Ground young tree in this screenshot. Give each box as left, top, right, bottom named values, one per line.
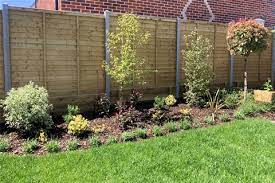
left=227, top=19, right=269, bottom=100
left=182, top=31, right=213, bottom=106
left=104, top=13, right=150, bottom=105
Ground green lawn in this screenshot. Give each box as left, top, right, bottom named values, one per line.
left=0, top=119, right=274, bottom=183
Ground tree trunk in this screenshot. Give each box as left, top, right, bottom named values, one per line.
left=118, top=86, right=124, bottom=114
left=244, top=57, right=248, bottom=101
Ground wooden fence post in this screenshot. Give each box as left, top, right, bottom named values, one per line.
left=229, top=55, right=234, bottom=88
left=176, top=17, right=181, bottom=98
left=104, top=10, right=111, bottom=98
left=2, top=4, right=11, bottom=93
left=272, top=26, right=275, bottom=88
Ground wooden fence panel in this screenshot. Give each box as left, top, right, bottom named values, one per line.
left=9, top=9, right=44, bottom=88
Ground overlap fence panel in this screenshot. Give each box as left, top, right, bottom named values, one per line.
left=0, top=7, right=273, bottom=112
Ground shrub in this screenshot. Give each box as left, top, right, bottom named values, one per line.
left=129, top=90, right=142, bottom=108
left=23, top=139, right=38, bottom=154
left=106, top=136, right=118, bottom=145
left=263, top=79, right=273, bottom=91
left=236, top=96, right=272, bottom=117
left=179, top=108, right=192, bottom=117
left=89, top=136, right=101, bottom=147
left=152, top=126, right=164, bottom=137
left=165, top=95, right=176, bottom=106
left=91, top=124, right=107, bottom=134
left=37, top=130, right=47, bottom=144
left=163, top=122, right=178, bottom=133
left=63, top=105, right=80, bottom=123
left=119, top=107, right=146, bottom=130
left=204, top=116, right=215, bottom=125
left=234, top=111, right=245, bottom=120
left=0, top=138, right=10, bottom=152
left=219, top=114, right=231, bottom=122
left=121, top=131, right=136, bottom=142
left=227, top=19, right=269, bottom=99
left=67, top=115, right=89, bottom=136
left=135, top=128, right=147, bottom=139
left=154, top=96, right=165, bottom=109
left=67, top=139, right=79, bottom=151
left=46, top=140, right=60, bottom=153
left=180, top=119, right=191, bottom=130
left=192, top=119, right=201, bottom=128
left=1, top=82, right=53, bottom=134
left=206, top=89, right=224, bottom=120
left=182, top=31, right=213, bottom=106
left=151, top=109, right=169, bottom=125
left=224, top=91, right=241, bottom=109
left=94, top=95, right=112, bottom=117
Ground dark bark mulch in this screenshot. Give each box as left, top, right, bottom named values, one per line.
left=0, top=104, right=234, bottom=156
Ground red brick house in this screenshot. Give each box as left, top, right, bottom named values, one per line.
left=34, top=0, right=274, bottom=27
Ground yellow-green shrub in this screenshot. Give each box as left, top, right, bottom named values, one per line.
left=68, top=115, right=89, bottom=136
left=165, top=95, right=176, bottom=106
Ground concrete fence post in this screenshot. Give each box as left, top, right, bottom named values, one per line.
left=176, top=17, right=181, bottom=98
left=104, top=10, right=111, bottom=98
left=272, top=26, right=275, bottom=88
left=2, top=4, right=11, bottom=93
left=229, top=55, right=234, bottom=88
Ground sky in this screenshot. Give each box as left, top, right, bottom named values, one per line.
left=0, top=0, right=35, bottom=8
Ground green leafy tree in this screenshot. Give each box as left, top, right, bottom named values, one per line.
left=227, top=19, right=269, bottom=99
left=182, top=31, right=213, bottom=106
left=104, top=14, right=150, bottom=103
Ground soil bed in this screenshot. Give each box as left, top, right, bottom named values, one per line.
left=0, top=102, right=237, bottom=156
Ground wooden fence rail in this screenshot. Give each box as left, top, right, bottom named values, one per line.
left=0, top=6, right=273, bottom=112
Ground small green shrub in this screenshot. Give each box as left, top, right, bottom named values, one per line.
left=224, top=91, right=241, bottom=109
left=135, top=128, right=147, bottom=139
left=89, top=136, right=102, bottom=147
left=219, top=114, right=231, bottom=122
left=46, top=140, right=60, bottom=153
left=152, top=126, right=164, bottom=137
left=23, top=139, right=38, bottom=154
left=236, top=97, right=272, bottom=117
left=206, top=89, right=224, bottom=119
left=67, top=139, right=79, bottom=151
left=263, top=79, right=273, bottom=91
left=105, top=136, right=118, bottom=145
left=192, top=119, right=201, bottom=128
left=121, top=131, right=136, bottom=142
left=180, top=119, right=191, bottom=130
left=1, top=82, right=53, bottom=134
left=163, top=122, right=178, bottom=133
left=63, top=105, right=80, bottom=123
left=234, top=111, right=245, bottom=120
left=204, top=116, right=215, bottom=125
left=154, top=96, right=165, bottom=109
left=0, top=138, right=10, bottom=152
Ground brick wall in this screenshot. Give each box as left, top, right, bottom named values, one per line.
left=37, top=0, right=275, bottom=26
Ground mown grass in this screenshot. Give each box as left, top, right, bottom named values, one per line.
left=0, top=119, right=274, bottom=183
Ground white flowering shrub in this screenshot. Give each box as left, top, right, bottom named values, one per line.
left=1, top=82, right=53, bottom=133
